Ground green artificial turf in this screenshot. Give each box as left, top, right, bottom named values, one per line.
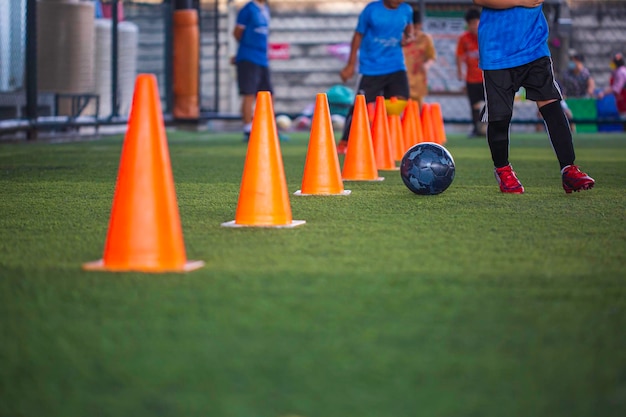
left=1, top=130, right=625, bottom=417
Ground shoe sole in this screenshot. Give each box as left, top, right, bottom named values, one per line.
left=563, top=182, right=595, bottom=194
left=500, top=188, right=525, bottom=194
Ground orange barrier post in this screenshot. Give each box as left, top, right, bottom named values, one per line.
left=431, top=102, right=447, bottom=145
left=172, top=9, right=199, bottom=119
left=295, top=93, right=350, bottom=196
left=342, top=95, right=384, bottom=181
left=421, top=103, right=436, bottom=143
left=83, top=74, right=204, bottom=273
left=222, top=91, right=305, bottom=228
left=371, top=96, right=397, bottom=171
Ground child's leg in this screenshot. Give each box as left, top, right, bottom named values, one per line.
left=538, top=100, right=575, bottom=169
left=483, top=70, right=516, bottom=168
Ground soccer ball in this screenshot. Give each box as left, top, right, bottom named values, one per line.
left=275, top=114, right=292, bottom=131
left=331, top=114, right=346, bottom=131
left=293, top=115, right=312, bottom=130
left=400, top=142, right=455, bottom=195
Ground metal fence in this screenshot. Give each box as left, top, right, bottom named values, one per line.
left=1, top=0, right=625, bottom=139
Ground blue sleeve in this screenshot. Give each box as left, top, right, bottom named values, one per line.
left=355, top=3, right=372, bottom=35
left=236, top=4, right=250, bottom=27
left=404, top=4, right=412, bottom=26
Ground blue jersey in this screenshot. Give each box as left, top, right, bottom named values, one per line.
left=478, top=5, right=550, bottom=70
left=235, top=1, right=270, bottom=67
left=356, top=1, right=413, bottom=76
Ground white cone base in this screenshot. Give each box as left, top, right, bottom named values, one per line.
left=343, top=177, right=385, bottom=182
left=82, top=259, right=205, bottom=273
left=221, top=220, right=306, bottom=228
left=293, top=190, right=351, bottom=196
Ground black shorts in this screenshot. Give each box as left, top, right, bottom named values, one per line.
left=483, top=56, right=562, bottom=122
left=237, top=60, right=273, bottom=96
left=466, top=82, right=485, bottom=106
left=356, top=71, right=409, bottom=103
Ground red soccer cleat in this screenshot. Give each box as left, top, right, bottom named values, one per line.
left=562, top=165, right=595, bottom=193
left=494, top=164, right=525, bottom=194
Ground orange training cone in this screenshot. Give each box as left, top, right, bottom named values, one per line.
left=222, top=91, right=305, bottom=228
left=83, top=74, right=204, bottom=273
left=412, top=100, right=425, bottom=144
left=371, top=96, right=397, bottom=171
left=431, top=102, right=447, bottom=145
left=295, top=93, right=350, bottom=196
left=389, top=113, right=405, bottom=161
left=342, top=95, right=384, bottom=181
left=421, top=103, right=436, bottom=143
left=402, top=99, right=419, bottom=151
left=367, top=101, right=376, bottom=124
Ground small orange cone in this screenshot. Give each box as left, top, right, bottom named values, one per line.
left=431, top=102, right=447, bottom=145
left=421, top=103, right=437, bottom=143
left=412, top=100, right=425, bottom=144
left=342, top=95, right=384, bottom=181
left=371, top=96, right=397, bottom=171
left=295, top=93, right=350, bottom=196
left=389, top=113, right=405, bottom=161
left=222, top=91, right=305, bottom=228
left=83, top=74, right=204, bottom=273
left=402, top=99, right=417, bottom=151
left=367, top=102, right=376, bottom=124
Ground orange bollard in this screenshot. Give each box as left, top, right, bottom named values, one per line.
left=173, top=9, right=199, bottom=119
left=83, top=74, right=204, bottom=273
left=222, top=91, right=305, bottom=228
left=295, top=93, right=350, bottom=196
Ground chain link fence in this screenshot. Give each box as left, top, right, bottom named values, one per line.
left=1, top=0, right=625, bottom=138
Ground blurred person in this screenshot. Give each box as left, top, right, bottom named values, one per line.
left=336, top=0, right=414, bottom=154
left=474, top=0, right=594, bottom=194
left=403, top=10, right=436, bottom=108
left=456, top=7, right=485, bottom=137
left=597, top=52, right=626, bottom=120
left=561, top=52, right=595, bottom=98
left=233, top=0, right=286, bottom=141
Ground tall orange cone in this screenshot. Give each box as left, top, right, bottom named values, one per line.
left=371, top=96, right=397, bottom=171
left=295, top=93, right=350, bottom=196
left=431, top=102, right=447, bottom=145
left=83, top=74, right=204, bottom=273
left=421, top=103, right=437, bottom=143
left=222, top=91, right=305, bottom=228
left=342, top=95, right=384, bottom=181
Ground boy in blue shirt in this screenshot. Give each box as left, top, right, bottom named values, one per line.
left=233, top=0, right=272, bottom=141
left=336, top=0, right=414, bottom=154
left=475, top=0, right=594, bottom=194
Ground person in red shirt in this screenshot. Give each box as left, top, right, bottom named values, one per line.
left=456, top=8, right=484, bottom=137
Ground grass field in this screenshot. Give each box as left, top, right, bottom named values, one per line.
left=1, top=130, right=625, bottom=417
